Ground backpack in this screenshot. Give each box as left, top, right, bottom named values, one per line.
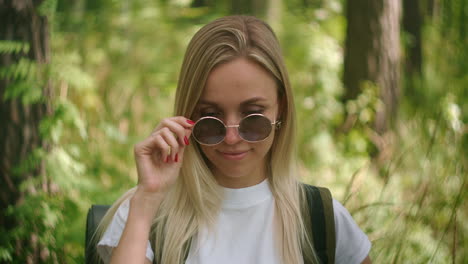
left=152, top=183, right=336, bottom=264
left=301, top=184, right=336, bottom=264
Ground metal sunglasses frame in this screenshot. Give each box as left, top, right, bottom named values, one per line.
left=192, top=113, right=282, bottom=146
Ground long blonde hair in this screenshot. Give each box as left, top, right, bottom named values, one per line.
left=97, top=15, right=318, bottom=264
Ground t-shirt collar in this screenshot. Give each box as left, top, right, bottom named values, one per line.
left=221, top=179, right=272, bottom=209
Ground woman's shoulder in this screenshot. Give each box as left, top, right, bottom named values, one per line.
left=97, top=197, right=155, bottom=263
left=300, top=183, right=371, bottom=263
left=332, top=199, right=372, bottom=264
left=98, top=198, right=131, bottom=245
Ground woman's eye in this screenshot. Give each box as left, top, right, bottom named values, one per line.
left=201, top=112, right=221, bottom=117
left=244, top=109, right=264, bottom=115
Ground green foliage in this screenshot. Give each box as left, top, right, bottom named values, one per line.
left=3, top=0, right=466, bottom=262
left=40, top=100, right=88, bottom=143
left=0, top=41, right=29, bottom=54
left=281, top=1, right=466, bottom=262
left=38, top=0, right=58, bottom=18
left=0, top=57, right=43, bottom=104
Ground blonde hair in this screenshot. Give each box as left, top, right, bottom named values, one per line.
left=96, top=15, right=318, bottom=264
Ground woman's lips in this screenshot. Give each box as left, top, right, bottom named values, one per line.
left=218, top=150, right=249, bottom=160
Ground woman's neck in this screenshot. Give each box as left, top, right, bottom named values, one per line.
left=215, top=173, right=267, bottom=189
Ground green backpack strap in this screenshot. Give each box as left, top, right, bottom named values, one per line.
left=302, top=184, right=336, bottom=264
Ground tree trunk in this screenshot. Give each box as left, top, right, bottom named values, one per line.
left=403, top=0, right=423, bottom=76
left=230, top=0, right=269, bottom=17
left=0, top=0, right=52, bottom=262
left=191, top=0, right=208, bottom=8
left=343, top=0, right=401, bottom=134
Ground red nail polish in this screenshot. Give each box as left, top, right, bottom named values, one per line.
left=187, top=119, right=195, bottom=125
left=175, top=154, right=179, bottom=162
left=184, top=136, right=189, bottom=145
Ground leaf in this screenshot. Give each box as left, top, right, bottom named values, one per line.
left=0, top=247, right=13, bottom=261
left=3, top=80, right=43, bottom=104
left=100, top=122, right=127, bottom=143
left=46, top=147, right=92, bottom=192
left=37, top=0, right=58, bottom=18
left=0, top=41, right=29, bottom=54
left=52, top=52, right=95, bottom=91
left=39, top=99, right=88, bottom=142
left=0, top=58, right=37, bottom=81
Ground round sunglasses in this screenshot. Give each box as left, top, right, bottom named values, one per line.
left=192, top=113, right=281, bottom=146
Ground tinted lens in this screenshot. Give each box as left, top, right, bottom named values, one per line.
left=239, top=115, right=272, bottom=142
left=193, top=117, right=226, bottom=145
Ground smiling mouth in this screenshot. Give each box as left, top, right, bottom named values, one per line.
left=218, top=150, right=249, bottom=160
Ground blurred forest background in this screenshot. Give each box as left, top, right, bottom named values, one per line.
left=0, top=0, right=466, bottom=263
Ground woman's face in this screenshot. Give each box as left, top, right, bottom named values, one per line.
left=193, top=57, right=280, bottom=188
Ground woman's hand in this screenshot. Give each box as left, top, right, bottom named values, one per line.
left=133, top=116, right=195, bottom=195
left=109, top=117, right=195, bottom=264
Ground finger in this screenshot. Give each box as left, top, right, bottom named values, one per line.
left=153, top=116, right=195, bottom=134
left=184, top=124, right=194, bottom=146
left=160, top=118, right=192, bottom=146
left=134, top=132, right=171, bottom=164
left=165, top=124, right=194, bottom=163
left=159, top=128, right=181, bottom=162
left=173, top=116, right=196, bottom=128
left=149, top=133, right=172, bottom=163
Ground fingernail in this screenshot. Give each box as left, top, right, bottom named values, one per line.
left=186, top=119, right=195, bottom=125
left=184, top=136, right=189, bottom=145
left=175, top=154, right=179, bottom=162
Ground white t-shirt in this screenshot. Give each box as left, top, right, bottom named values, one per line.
left=98, top=180, right=371, bottom=264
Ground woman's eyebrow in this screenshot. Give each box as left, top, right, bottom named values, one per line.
left=197, top=100, right=219, bottom=106
left=198, top=97, right=267, bottom=106
left=240, top=97, right=267, bottom=106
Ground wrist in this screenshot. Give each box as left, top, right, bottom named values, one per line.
left=129, top=188, right=165, bottom=223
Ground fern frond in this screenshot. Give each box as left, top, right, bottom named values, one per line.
left=0, top=41, right=30, bottom=54
left=3, top=80, right=42, bottom=104
left=0, top=58, right=37, bottom=81
left=52, top=52, right=95, bottom=90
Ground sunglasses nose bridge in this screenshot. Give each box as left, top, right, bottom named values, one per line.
left=223, top=124, right=242, bottom=145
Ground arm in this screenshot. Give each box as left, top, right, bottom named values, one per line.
left=107, top=116, right=194, bottom=263
left=332, top=200, right=372, bottom=264
left=361, top=255, right=372, bottom=264
left=109, top=190, right=163, bottom=264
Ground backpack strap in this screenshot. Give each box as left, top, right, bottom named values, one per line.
left=302, top=184, right=336, bottom=264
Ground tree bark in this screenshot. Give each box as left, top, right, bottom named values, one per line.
left=230, top=0, right=268, bottom=17
left=191, top=0, right=208, bottom=8
left=0, top=0, right=52, bottom=262
left=343, top=0, right=401, bottom=134
left=403, top=0, right=423, bottom=76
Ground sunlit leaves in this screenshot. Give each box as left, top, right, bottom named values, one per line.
left=52, top=51, right=95, bottom=91
left=40, top=100, right=88, bottom=144
left=441, top=93, right=464, bottom=134
left=100, top=122, right=127, bottom=143
left=46, top=147, right=91, bottom=192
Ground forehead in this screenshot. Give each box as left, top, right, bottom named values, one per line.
left=199, top=58, right=278, bottom=107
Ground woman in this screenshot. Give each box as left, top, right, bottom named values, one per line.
left=96, top=15, right=371, bottom=264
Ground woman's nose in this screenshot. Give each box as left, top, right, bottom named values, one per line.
left=224, top=125, right=242, bottom=145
